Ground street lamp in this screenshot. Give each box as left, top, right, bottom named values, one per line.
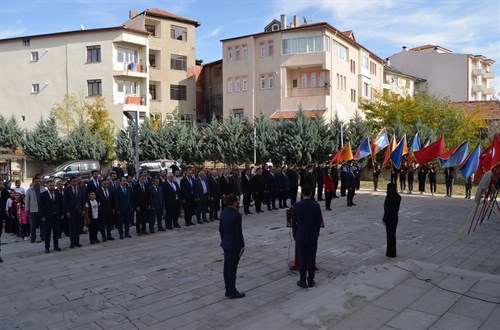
left=123, top=111, right=139, bottom=177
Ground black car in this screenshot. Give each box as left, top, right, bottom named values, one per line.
left=42, top=160, right=100, bottom=183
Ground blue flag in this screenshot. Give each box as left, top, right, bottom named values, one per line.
left=354, top=138, right=372, bottom=160
left=460, top=143, right=481, bottom=178
left=390, top=135, right=407, bottom=169
left=440, top=141, right=469, bottom=168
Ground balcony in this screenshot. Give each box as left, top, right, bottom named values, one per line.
left=483, top=72, right=495, bottom=79
left=471, top=85, right=496, bottom=95
left=483, top=87, right=495, bottom=95
left=472, top=68, right=486, bottom=76
left=286, top=87, right=330, bottom=97
left=113, top=62, right=148, bottom=78
left=472, top=85, right=482, bottom=93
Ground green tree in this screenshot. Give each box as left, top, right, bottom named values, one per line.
left=115, top=124, right=134, bottom=164
left=51, top=92, right=85, bottom=136
left=61, top=123, right=106, bottom=161
left=345, top=110, right=372, bottom=148
left=24, top=115, right=62, bottom=170
left=217, top=116, right=252, bottom=167
left=84, top=95, right=116, bottom=160
left=254, top=113, right=277, bottom=164
left=139, top=120, right=163, bottom=160
left=0, top=115, right=24, bottom=151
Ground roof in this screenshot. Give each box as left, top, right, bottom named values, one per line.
left=270, top=109, right=327, bottom=120
left=0, top=26, right=149, bottom=42
left=384, top=65, right=426, bottom=82
left=451, top=100, right=500, bottom=120
left=221, top=21, right=384, bottom=63
left=410, top=44, right=452, bottom=53
left=342, top=30, right=356, bottom=42
left=137, top=8, right=201, bottom=27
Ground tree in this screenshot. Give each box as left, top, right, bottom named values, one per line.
left=61, top=123, right=106, bottom=161
left=138, top=120, right=163, bottom=161
left=345, top=110, right=372, bottom=148
left=51, top=92, right=85, bottom=136
left=216, top=116, right=253, bottom=167
left=83, top=95, right=116, bottom=160
left=24, top=115, right=62, bottom=170
left=0, top=115, right=24, bottom=151
left=254, top=113, right=277, bottom=164
left=115, top=122, right=134, bottom=164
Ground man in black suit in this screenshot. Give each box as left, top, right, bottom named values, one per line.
left=263, top=166, right=277, bottom=210
left=315, top=163, right=325, bottom=201
left=219, top=193, right=245, bottom=299
left=219, top=170, right=233, bottom=210
left=148, top=176, right=165, bottom=232
left=241, top=168, right=253, bottom=215
left=114, top=176, right=134, bottom=239
left=346, top=165, right=357, bottom=207
left=180, top=169, right=196, bottom=226
left=86, top=170, right=101, bottom=195
left=64, top=176, right=85, bottom=248
left=162, top=172, right=181, bottom=229
left=292, top=184, right=322, bottom=288
left=194, top=170, right=209, bottom=224
left=40, top=180, right=64, bottom=253
left=95, top=179, right=115, bottom=241
left=207, top=170, right=221, bottom=221
left=252, top=167, right=264, bottom=213
left=133, top=175, right=150, bottom=235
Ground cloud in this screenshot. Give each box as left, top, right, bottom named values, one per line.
left=200, top=27, right=221, bottom=40
left=0, top=28, right=26, bottom=39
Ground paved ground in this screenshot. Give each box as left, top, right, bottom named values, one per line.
left=1, top=189, right=500, bottom=329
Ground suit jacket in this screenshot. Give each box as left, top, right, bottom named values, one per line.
left=162, top=180, right=181, bottom=207
left=292, top=199, right=322, bottom=241
left=95, top=187, right=114, bottom=217
left=252, top=175, right=264, bottom=195
left=148, top=185, right=164, bottom=211
left=39, top=189, right=63, bottom=220
left=133, top=182, right=150, bottom=210
left=219, top=175, right=233, bottom=195
left=241, top=174, right=252, bottom=194
left=219, top=207, right=245, bottom=251
left=86, top=178, right=101, bottom=194
left=208, top=176, right=221, bottom=198
left=114, top=185, right=133, bottom=214
left=64, top=185, right=85, bottom=218
left=194, top=178, right=209, bottom=199
left=180, top=177, right=195, bottom=202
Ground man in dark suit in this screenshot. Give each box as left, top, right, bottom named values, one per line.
left=252, top=167, right=264, bottom=213
left=133, top=175, right=150, bottom=235
left=114, top=176, right=134, bottom=239
left=162, top=172, right=181, bottom=229
left=39, top=180, right=64, bottom=253
left=292, top=184, right=322, bottom=288
left=64, top=176, right=85, bottom=248
left=346, top=165, right=357, bottom=207
left=315, top=163, right=325, bottom=201
left=219, top=170, right=233, bottom=210
left=180, top=169, right=196, bottom=226
left=241, top=168, right=253, bottom=215
left=95, top=179, right=115, bottom=241
left=207, top=170, right=221, bottom=221
left=86, top=170, right=101, bottom=195
left=194, top=170, right=209, bottom=224
left=148, top=176, right=165, bottom=232
left=219, top=193, right=245, bottom=299
left=263, top=166, right=277, bottom=210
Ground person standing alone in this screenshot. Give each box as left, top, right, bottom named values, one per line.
left=382, top=183, right=401, bottom=258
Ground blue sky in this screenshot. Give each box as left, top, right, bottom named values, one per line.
left=1, top=0, right=499, bottom=93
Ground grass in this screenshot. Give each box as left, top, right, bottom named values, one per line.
left=360, top=178, right=469, bottom=196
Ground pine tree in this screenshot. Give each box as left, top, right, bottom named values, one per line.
left=345, top=110, right=372, bottom=148
left=115, top=122, right=134, bottom=163
left=24, top=116, right=61, bottom=171
left=0, top=115, right=24, bottom=151
left=61, top=123, right=105, bottom=161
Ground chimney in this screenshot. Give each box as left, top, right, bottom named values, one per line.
left=129, top=10, right=138, bottom=19
left=402, top=46, right=407, bottom=51
left=386, top=57, right=390, bottom=66
left=280, top=14, right=287, bottom=30
left=293, top=15, right=300, bottom=27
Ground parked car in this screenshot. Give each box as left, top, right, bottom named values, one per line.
left=139, top=159, right=179, bottom=176
left=42, top=160, right=100, bottom=183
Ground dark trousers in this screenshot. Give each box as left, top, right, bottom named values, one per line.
left=390, top=173, right=398, bottom=185
left=296, top=240, right=318, bottom=283
left=68, top=214, right=82, bottom=244
left=135, top=209, right=148, bottom=233
left=266, top=192, right=276, bottom=210
left=150, top=208, right=163, bottom=231
left=44, top=217, right=60, bottom=249
left=184, top=200, right=195, bottom=225
left=254, top=193, right=263, bottom=212
left=340, top=173, right=347, bottom=196
left=325, top=191, right=333, bottom=209
left=88, top=218, right=100, bottom=242
left=446, top=179, right=454, bottom=196
left=289, top=188, right=298, bottom=205
left=400, top=174, right=406, bottom=191
left=429, top=179, right=437, bottom=193
left=116, top=211, right=130, bottom=237
left=101, top=213, right=113, bottom=238
left=317, top=183, right=324, bottom=200
left=278, top=190, right=288, bottom=208
left=30, top=212, right=45, bottom=242
left=347, top=187, right=355, bottom=205
left=465, top=183, right=472, bottom=198
left=196, top=195, right=208, bottom=222
left=408, top=175, right=414, bottom=192
left=165, top=201, right=180, bottom=228
left=223, top=248, right=241, bottom=295
left=385, top=224, right=397, bottom=257
left=209, top=196, right=220, bottom=220
left=373, top=177, right=379, bottom=191
left=243, top=192, right=251, bottom=213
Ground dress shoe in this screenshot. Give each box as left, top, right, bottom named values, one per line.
left=326, top=208, right=332, bottom=211
left=273, top=207, right=279, bottom=210
left=308, top=280, right=316, bottom=288
left=102, top=238, right=107, bottom=242
left=347, top=204, right=353, bottom=207
left=70, top=244, right=75, bottom=248
left=137, top=233, right=143, bottom=237
left=158, top=228, right=166, bottom=231
left=107, top=236, right=115, bottom=241
left=203, top=220, right=210, bottom=223
left=119, top=235, right=124, bottom=240
left=142, top=231, right=150, bottom=235
left=228, top=292, right=246, bottom=299
left=246, top=211, right=253, bottom=215
left=351, top=203, right=356, bottom=206
left=45, top=249, right=50, bottom=254
left=74, top=243, right=82, bottom=247
left=125, top=234, right=132, bottom=238
left=197, top=220, right=203, bottom=224
left=149, top=230, right=155, bottom=234
left=166, top=226, right=173, bottom=230
left=297, top=280, right=307, bottom=288
left=214, top=217, right=220, bottom=220
left=174, top=224, right=181, bottom=228
left=54, top=247, right=62, bottom=252
left=95, top=239, right=101, bottom=243
left=90, top=241, right=96, bottom=245
left=190, top=222, right=196, bottom=226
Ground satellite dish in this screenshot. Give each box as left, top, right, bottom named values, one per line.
left=475, top=171, right=493, bottom=203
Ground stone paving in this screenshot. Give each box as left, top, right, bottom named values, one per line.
left=1, top=189, right=500, bottom=329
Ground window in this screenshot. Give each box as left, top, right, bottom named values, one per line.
left=228, top=47, right=233, bottom=61
left=350, top=60, right=356, bottom=74
left=268, top=41, right=273, bottom=56
left=243, top=77, right=248, bottom=91
left=149, top=53, right=156, bottom=68
left=361, top=52, right=369, bottom=70
left=370, top=61, right=377, bottom=75
left=336, top=74, right=346, bottom=91
left=333, top=41, right=348, bottom=61
left=272, top=24, right=280, bottom=31
left=282, top=35, right=329, bottom=54
left=298, top=37, right=307, bottom=53
left=171, top=54, right=187, bottom=71
left=86, top=45, right=101, bottom=63
left=145, top=24, right=156, bottom=37
left=351, top=89, right=357, bottom=102
left=180, top=114, right=193, bottom=124
left=31, top=51, right=39, bottom=62
left=87, top=79, right=102, bottom=96
left=242, top=45, right=248, bottom=59
left=228, top=79, right=233, bottom=92
left=171, top=25, right=187, bottom=41
left=118, top=80, right=138, bottom=95
left=301, top=73, right=307, bottom=88
left=319, top=72, right=325, bottom=87
left=149, top=84, right=157, bottom=100
left=260, top=43, right=265, bottom=57
left=311, top=73, right=316, bottom=88
left=260, top=75, right=266, bottom=89
left=292, top=79, right=298, bottom=88
left=232, top=108, right=244, bottom=119
left=23, top=39, right=30, bottom=46
left=362, top=82, right=370, bottom=98
left=235, top=46, right=240, bottom=61
left=117, top=47, right=138, bottom=64
left=268, top=74, right=274, bottom=89
left=235, top=78, right=240, bottom=92
left=170, top=84, right=187, bottom=100
left=31, top=83, right=40, bottom=94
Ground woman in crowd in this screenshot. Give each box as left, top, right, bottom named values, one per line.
left=382, top=183, right=401, bottom=258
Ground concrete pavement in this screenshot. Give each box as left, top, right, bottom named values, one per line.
left=1, top=189, right=499, bottom=329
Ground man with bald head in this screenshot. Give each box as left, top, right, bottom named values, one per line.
left=162, top=172, right=181, bottom=229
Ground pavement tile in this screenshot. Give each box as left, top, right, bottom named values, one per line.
left=386, top=308, right=439, bottom=329
left=430, top=312, right=483, bottom=330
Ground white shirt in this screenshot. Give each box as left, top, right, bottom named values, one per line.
left=85, top=200, right=99, bottom=219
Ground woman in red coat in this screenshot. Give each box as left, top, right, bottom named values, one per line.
left=324, top=168, right=335, bottom=211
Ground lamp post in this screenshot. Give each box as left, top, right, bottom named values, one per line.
left=123, top=111, right=139, bottom=177
left=252, top=87, right=256, bottom=164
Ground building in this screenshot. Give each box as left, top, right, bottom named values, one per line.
left=124, top=8, right=201, bottom=124
left=199, top=59, right=223, bottom=123
left=0, top=26, right=149, bottom=130
left=383, top=59, right=426, bottom=97
left=389, top=45, right=496, bottom=101
left=221, top=15, right=385, bottom=122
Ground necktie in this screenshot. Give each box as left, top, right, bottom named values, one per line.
left=50, top=191, right=54, bottom=201
left=104, top=189, right=108, bottom=198
left=95, top=180, right=99, bottom=188
left=122, top=186, right=126, bottom=193
left=141, top=184, right=145, bottom=192
left=73, top=187, right=77, bottom=197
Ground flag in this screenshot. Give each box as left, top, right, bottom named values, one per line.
left=413, top=136, right=445, bottom=165
left=439, top=141, right=469, bottom=168
left=460, top=143, right=481, bottom=179
left=476, top=134, right=500, bottom=180
left=331, top=142, right=354, bottom=163
left=408, top=133, right=421, bottom=164
left=354, top=138, right=372, bottom=160
left=371, top=128, right=389, bottom=157
left=382, top=135, right=397, bottom=166
left=390, top=135, right=407, bottom=169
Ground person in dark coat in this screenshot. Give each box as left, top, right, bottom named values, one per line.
left=418, top=164, right=428, bottom=194
left=95, top=179, right=115, bottom=241
left=444, top=167, right=455, bottom=197
left=399, top=161, right=408, bottom=192
left=339, top=161, right=349, bottom=197
left=162, top=172, right=181, bottom=229
left=287, top=166, right=299, bottom=205
left=252, top=167, right=264, bottom=213
left=331, top=164, right=339, bottom=198
left=315, top=163, right=325, bottom=201
left=264, top=166, right=277, bottom=210
left=207, top=170, right=221, bottom=221
left=86, top=170, right=101, bottom=195
left=346, top=166, right=357, bottom=206
left=276, top=166, right=289, bottom=209
left=373, top=163, right=381, bottom=191
left=219, top=194, right=245, bottom=299
left=133, top=175, right=150, bottom=235
left=428, top=163, right=437, bottom=196
left=292, top=184, right=322, bottom=288
left=39, top=180, right=64, bottom=253
left=240, top=168, right=253, bottom=215
left=114, top=176, right=134, bottom=239
left=148, top=177, right=165, bottom=232
left=64, top=176, right=85, bottom=248
left=382, top=183, right=401, bottom=258
left=194, top=170, right=209, bottom=223
left=407, top=161, right=416, bottom=194
left=219, top=170, right=234, bottom=210
left=180, top=169, right=196, bottom=226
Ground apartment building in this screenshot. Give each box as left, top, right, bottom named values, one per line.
left=199, top=59, right=223, bottom=123
left=124, top=8, right=201, bottom=124
left=0, top=26, right=149, bottom=129
left=383, top=59, right=426, bottom=96
left=221, top=15, right=384, bottom=122
left=389, top=45, right=496, bottom=101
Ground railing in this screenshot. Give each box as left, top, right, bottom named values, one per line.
left=483, top=72, right=495, bottom=79
left=472, top=68, right=486, bottom=76
left=286, top=87, right=329, bottom=97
